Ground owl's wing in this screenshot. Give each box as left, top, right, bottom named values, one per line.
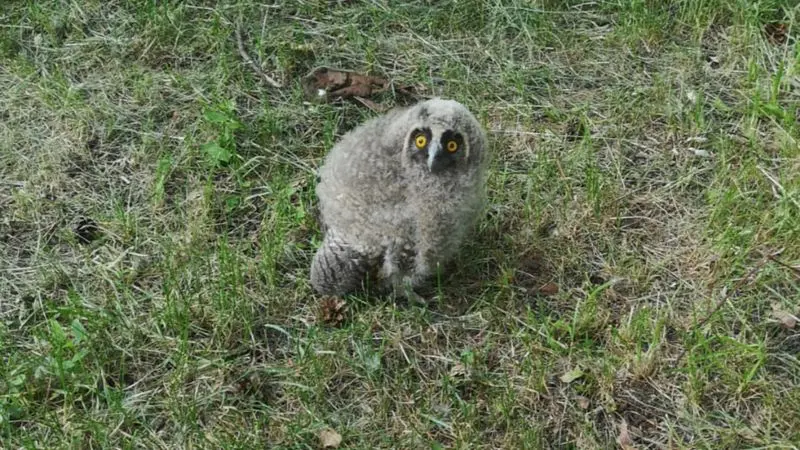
left=310, top=232, right=376, bottom=295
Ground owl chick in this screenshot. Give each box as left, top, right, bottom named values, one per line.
left=311, top=98, right=488, bottom=297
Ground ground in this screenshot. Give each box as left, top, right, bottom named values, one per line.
left=1, top=1, right=799, bottom=448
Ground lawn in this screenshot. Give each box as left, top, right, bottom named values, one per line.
left=1, top=1, right=799, bottom=448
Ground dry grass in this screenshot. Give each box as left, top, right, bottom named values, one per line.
left=1, top=1, right=799, bottom=448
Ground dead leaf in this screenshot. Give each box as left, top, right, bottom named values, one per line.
left=779, top=314, right=797, bottom=329
left=319, top=296, right=347, bottom=326
left=560, top=368, right=584, bottom=384
left=771, top=302, right=798, bottom=329
left=706, top=54, right=720, bottom=69
left=73, top=217, right=100, bottom=244
left=302, top=66, right=389, bottom=102
left=576, top=395, right=590, bottom=410
left=765, top=22, right=788, bottom=45
left=564, top=116, right=587, bottom=142
left=537, top=282, right=559, bottom=296
left=617, top=419, right=636, bottom=450
left=319, top=428, right=342, bottom=448
left=449, top=362, right=467, bottom=377
left=513, top=253, right=545, bottom=288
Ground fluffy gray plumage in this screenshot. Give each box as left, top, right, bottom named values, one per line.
left=310, top=98, right=489, bottom=297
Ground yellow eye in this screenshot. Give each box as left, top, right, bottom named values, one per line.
left=415, top=134, right=427, bottom=149
left=446, top=140, right=458, bottom=153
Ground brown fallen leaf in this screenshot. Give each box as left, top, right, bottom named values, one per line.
left=764, top=22, right=788, bottom=45
left=301, top=66, right=427, bottom=107
left=319, top=428, right=342, bottom=448
left=449, top=362, right=467, bottom=378
left=319, top=296, right=347, bottom=326
left=576, top=395, right=590, bottom=410
left=537, top=282, right=560, bottom=296
left=617, top=419, right=637, bottom=450
left=781, top=315, right=797, bottom=329
left=771, top=302, right=798, bottom=329
left=302, top=66, right=389, bottom=102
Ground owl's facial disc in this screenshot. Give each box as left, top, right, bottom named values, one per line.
left=409, top=127, right=464, bottom=174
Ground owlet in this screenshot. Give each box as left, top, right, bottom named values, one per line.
left=311, top=98, right=488, bottom=297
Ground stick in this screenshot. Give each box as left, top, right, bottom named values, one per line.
left=235, top=23, right=282, bottom=88
left=353, top=96, right=387, bottom=113
left=767, top=253, right=800, bottom=277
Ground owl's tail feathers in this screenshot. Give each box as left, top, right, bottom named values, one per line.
left=310, top=235, right=374, bottom=295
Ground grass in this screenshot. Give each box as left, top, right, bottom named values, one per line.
left=1, top=0, right=799, bottom=448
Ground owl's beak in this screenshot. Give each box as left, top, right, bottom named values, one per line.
left=427, top=143, right=443, bottom=173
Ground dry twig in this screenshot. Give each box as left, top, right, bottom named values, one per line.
left=235, top=22, right=282, bottom=88
left=767, top=252, right=800, bottom=277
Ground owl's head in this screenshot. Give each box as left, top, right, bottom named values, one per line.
left=402, top=98, right=486, bottom=174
